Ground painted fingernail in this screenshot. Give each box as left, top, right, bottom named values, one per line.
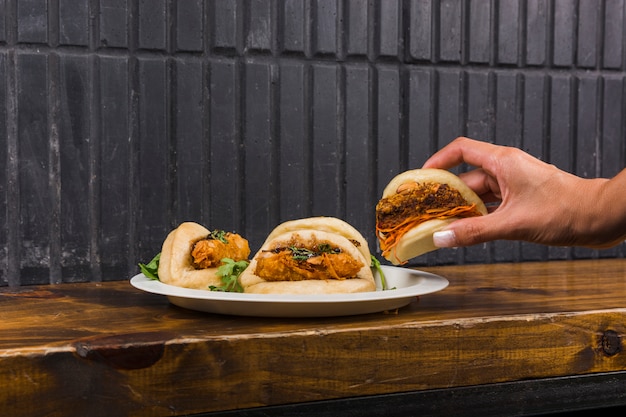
left=433, top=230, right=457, bottom=248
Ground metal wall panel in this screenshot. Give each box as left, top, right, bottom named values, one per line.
left=0, top=51, right=7, bottom=286
left=1, top=0, right=626, bottom=286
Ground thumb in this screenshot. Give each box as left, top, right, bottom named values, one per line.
left=432, top=215, right=501, bottom=248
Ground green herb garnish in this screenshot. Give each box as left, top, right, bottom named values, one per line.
left=289, top=244, right=338, bottom=261
left=138, top=253, right=161, bottom=280
left=208, top=229, right=229, bottom=244
left=371, top=255, right=394, bottom=290
left=289, top=246, right=316, bottom=261
left=209, top=258, right=249, bottom=292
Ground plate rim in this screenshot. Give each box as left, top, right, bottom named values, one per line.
left=129, top=265, right=449, bottom=305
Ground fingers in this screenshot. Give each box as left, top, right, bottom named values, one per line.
left=424, top=137, right=539, bottom=248
left=458, top=169, right=502, bottom=201
left=422, top=137, right=502, bottom=172
left=433, top=214, right=504, bottom=248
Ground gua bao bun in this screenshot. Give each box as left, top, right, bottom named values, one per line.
left=262, top=216, right=372, bottom=264
left=240, top=219, right=376, bottom=295
left=376, top=168, right=487, bottom=265
left=158, top=222, right=250, bottom=289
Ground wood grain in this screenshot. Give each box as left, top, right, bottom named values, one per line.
left=1, top=259, right=625, bottom=416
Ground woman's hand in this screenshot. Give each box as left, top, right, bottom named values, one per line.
left=422, top=137, right=626, bottom=249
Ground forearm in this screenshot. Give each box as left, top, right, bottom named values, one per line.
left=588, top=169, right=626, bottom=247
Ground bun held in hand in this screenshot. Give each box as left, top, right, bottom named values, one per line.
left=376, top=168, right=487, bottom=265
left=158, top=222, right=250, bottom=289
left=239, top=217, right=376, bottom=294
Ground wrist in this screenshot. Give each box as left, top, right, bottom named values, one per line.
left=579, top=173, right=626, bottom=247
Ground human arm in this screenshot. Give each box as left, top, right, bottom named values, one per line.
left=422, top=137, right=626, bottom=249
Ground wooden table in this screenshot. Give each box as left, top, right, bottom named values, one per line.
left=2, top=259, right=626, bottom=416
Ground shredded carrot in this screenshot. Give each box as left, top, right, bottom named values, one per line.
left=376, top=204, right=482, bottom=264
left=320, top=253, right=342, bottom=280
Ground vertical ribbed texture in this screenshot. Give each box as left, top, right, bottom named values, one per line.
left=1, top=0, right=626, bottom=286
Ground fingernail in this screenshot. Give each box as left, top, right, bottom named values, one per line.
left=433, top=230, right=457, bottom=248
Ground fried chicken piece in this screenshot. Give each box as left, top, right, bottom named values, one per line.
left=191, top=232, right=250, bottom=269
left=254, top=244, right=364, bottom=282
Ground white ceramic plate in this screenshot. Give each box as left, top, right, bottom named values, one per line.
left=130, top=265, right=449, bottom=318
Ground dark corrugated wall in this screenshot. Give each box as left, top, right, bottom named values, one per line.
left=1, top=0, right=625, bottom=286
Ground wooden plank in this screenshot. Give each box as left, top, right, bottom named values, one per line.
left=208, top=59, right=243, bottom=232
left=172, top=58, right=206, bottom=224
left=311, top=63, right=342, bottom=217
left=278, top=62, right=309, bottom=219
left=59, top=55, right=92, bottom=281
left=17, top=52, right=51, bottom=284
left=98, top=56, right=132, bottom=279
left=345, top=64, right=375, bottom=240
left=1, top=259, right=626, bottom=415
left=244, top=61, right=277, bottom=249
left=197, top=372, right=626, bottom=416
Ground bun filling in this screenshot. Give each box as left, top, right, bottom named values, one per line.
left=376, top=181, right=483, bottom=261
left=190, top=231, right=250, bottom=269
left=254, top=238, right=364, bottom=282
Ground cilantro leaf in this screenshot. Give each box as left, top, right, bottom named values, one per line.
left=138, top=253, right=161, bottom=280
left=289, top=244, right=338, bottom=261
left=289, top=246, right=317, bottom=261
left=371, top=255, right=394, bottom=290
left=209, top=258, right=249, bottom=292
left=208, top=229, right=228, bottom=244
